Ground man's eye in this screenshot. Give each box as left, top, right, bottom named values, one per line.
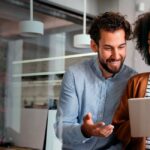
left=119, top=45, right=126, bottom=49
left=104, top=47, right=111, bottom=50
left=119, top=46, right=125, bottom=49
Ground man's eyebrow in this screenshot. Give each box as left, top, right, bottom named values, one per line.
left=119, top=43, right=126, bottom=46
left=103, top=44, right=112, bottom=47
left=104, top=43, right=126, bottom=47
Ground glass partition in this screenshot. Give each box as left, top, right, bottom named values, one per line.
left=0, top=0, right=94, bottom=149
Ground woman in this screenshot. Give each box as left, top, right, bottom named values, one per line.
left=112, top=12, right=150, bottom=150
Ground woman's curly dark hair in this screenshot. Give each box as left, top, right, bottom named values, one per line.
left=133, top=12, right=150, bottom=65
left=88, top=12, right=132, bottom=45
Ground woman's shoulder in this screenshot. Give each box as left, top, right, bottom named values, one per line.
left=130, top=72, right=150, bottom=81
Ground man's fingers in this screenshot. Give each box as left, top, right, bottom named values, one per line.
left=96, top=122, right=105, bottom=127
left=102, top=129, right=114, bottom=137
left=82, top=116, right=114, bottom=138
left=81, top=113, right=93, bottom=137
left=104, top=124, right=114, bottom=130
left=92, top=123, right=114, bottom=137
left=100, top=124, right=114, bottom=137
left=96, top=123, right=114, bottom=129
left=83, top=112, right=92, bottom=122
left=87, top=112, right=92, bottom=119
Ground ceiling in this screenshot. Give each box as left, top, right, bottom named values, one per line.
left=0, top=0, right=81, bottom=39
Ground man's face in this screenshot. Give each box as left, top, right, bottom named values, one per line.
left=91, top=29, right=126, bottom=77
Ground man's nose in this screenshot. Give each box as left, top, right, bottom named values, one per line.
left=112, top=49, right=120, bottom=59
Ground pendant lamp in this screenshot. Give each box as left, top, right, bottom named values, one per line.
left=73, top=0, right=91, bottom=48
left=19, top=0, right=44, bottom=37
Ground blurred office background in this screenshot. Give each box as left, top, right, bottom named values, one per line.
left=0, top=0, right=149, bottom=149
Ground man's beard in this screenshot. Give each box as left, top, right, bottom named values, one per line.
left=98, top=53, right=124, bottom=74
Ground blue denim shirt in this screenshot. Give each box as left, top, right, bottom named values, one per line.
left=55, top=57, right=136, bottom=150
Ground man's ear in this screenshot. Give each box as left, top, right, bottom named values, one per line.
left=90, top=40, right=98, bottom=52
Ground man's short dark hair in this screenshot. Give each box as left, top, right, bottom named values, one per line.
left=133, top=12, right=150, bottom=65
left=88, top=12, right=132, bottom=45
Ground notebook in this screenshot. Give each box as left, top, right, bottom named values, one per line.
left=128, top=98, right=150, bottom=137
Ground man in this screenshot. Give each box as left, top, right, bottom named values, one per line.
left=55, top=12, right=136, bottom=150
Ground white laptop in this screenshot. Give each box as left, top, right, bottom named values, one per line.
left=128, top=97, right=150, bottom=137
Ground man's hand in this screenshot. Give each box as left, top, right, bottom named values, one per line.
left=81, top=112, right=114, bottom=138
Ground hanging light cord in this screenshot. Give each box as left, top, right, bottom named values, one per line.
left=83, top=0, right=87, bottom=34
left=30, top=0, right=33, bottom=21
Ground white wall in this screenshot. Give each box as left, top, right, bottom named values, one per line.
left=98, top=0, right=119, bottom=13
